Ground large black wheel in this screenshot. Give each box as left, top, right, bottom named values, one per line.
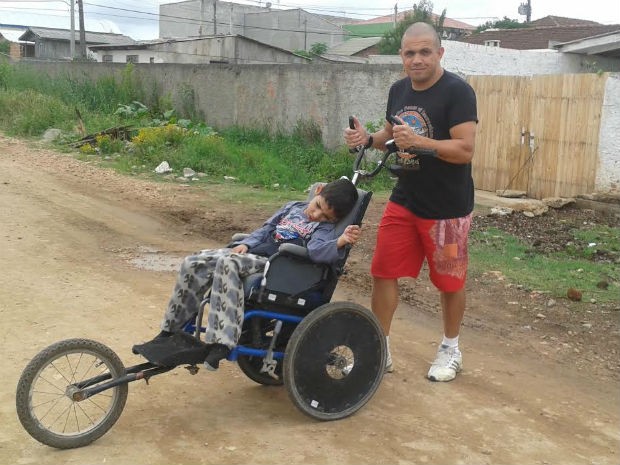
left=16, top=339, right=128, bottom=449
left=283, top=302, right=386, bottom=421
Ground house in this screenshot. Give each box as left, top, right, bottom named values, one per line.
left=88, top=35, right=310, bottom=64
left=0, top=24, right=30, bottom=59
left=459, top=16, right=620, bottom=51
left=18, top=26, right=134, bottom=60
left=344, top=12, right=475, bottom=40
left=554, top=30, right=620, bottom=59
left=325, top=36, right=382, bottom=58
left=159, top=0, right=345, bottom=52
left=241, top=9, right=344, bottom=51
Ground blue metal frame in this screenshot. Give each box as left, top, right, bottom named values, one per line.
left=183, top=308, right=304, bottom=362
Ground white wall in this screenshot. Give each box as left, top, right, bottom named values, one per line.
left=368, top=40, right=620, bottom=75
left=96, top=50, right=163, bottom=64
left=597, top=73, right=620, bottom=193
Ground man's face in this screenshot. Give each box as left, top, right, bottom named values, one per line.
left=399, top=33, right=444, bottom=88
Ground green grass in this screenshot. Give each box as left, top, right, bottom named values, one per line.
left=470, top=227, right=620, bottom=303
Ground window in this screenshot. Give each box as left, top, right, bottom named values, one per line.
left=102, top=55, right=113, bottom=63
left=484, top=40, right=500, bottom=47
left=126, top=55, right=138, bottom=63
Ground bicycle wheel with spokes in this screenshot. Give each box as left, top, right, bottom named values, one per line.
left=16, top=338, right=128, bottom=449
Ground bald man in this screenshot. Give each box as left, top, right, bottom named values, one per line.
left=344, top=22, right=478, bottom=382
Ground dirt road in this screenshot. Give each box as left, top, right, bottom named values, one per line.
left=1, top=135, right=618, bottom=465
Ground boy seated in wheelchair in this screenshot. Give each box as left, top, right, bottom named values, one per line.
left=133, top=178, right=361, bottom=370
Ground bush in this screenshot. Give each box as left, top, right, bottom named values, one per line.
left=0, top=89, right=73, bottom=136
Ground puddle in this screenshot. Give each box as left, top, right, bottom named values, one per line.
left=128, top=250, right=183, bottom=272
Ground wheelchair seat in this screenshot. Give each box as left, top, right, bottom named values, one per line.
left=241, top=183, right=372, bottom=313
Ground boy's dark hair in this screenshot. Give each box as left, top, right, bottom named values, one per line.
left=320, top=178, right=359, bottom=220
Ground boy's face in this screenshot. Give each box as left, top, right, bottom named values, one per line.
left=305, top=194, right=338, bottom=223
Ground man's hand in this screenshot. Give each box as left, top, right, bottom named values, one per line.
left=391, top=115, right=419, bottom=151
left=337, top=225, right=361, bottom=248
left=343, top=116, right=370, bottom=149
left=231, top=244, right=249, bottom=254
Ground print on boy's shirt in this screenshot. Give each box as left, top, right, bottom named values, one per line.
left=274, top=215, right=318, bottom=242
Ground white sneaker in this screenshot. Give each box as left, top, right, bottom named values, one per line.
left=427, top=345, right=462, bottom=382
left=385, top=349, right=394, bottom=373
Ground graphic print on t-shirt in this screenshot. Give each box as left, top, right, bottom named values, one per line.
left=273, top=208, right=318, bottom=242
left=397, top=106, right=434, bottom=138
left=394, top=106, right=434, bottom=170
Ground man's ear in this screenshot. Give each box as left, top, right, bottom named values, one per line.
left=314, top=183, right=324, bottom=195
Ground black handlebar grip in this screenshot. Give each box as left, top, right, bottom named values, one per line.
left=388, top=115, right=402, bottom=126
left=348, top=116, right=358, bottom=153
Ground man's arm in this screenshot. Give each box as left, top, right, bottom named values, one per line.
left=392, top=119, right=476, bottom=165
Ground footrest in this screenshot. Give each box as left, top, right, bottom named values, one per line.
left=132, top=332, right=209, bottom=367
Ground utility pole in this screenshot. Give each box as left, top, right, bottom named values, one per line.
left=213, top=0, right=217, bottom=35
left=200, top=0, right=205, bottom=36
left=393, top=3, right=397, bottom=26
left=526, top=0, right=531, bottom=23
left=303, top=18, right=307, bottom=50
left=70, top=0, right=75, bottom=59
left=518, top=0, right=532, bottom=23
left=77, top=0, right=87, bottom=58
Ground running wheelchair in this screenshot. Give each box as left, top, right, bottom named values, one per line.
left=16, top=117, right=437, bottom=449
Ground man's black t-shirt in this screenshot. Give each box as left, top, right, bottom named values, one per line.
left=386, top=70, right=478, bottom=219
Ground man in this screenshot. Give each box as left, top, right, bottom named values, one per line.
left=344, top=22, right=477, bottom=381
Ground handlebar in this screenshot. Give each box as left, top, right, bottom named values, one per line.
left=348, top=115, right=437, bottom=185
left=351, top=146, right=391, bottom=185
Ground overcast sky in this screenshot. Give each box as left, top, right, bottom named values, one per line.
left=1, top=0, right=619, bottom=40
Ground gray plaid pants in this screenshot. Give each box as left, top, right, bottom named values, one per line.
left=161, top=248, right=268, bottom=348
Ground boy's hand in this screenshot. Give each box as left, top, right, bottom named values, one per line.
left=338, top=225, right=361, bottom=248
left=231, top=244, right=249, bottom=254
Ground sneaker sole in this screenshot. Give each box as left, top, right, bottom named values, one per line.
left=427, top=366, right=462, bottom=382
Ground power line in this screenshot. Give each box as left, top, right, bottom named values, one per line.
left=80, top=1, right=381, bottom=37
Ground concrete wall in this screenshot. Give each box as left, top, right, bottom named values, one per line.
left=243, top=10, right=344, bottom=51
left=93, top=37, right=308, bottom=64
left=22, top=62, right=620, bottom=194
left=369, top=40, right=620, bottom=75
left=597, top=73, right=620, bottom=193
left=160, top=0, right=261, bottom=38
left=159, top=0, right=344, bottom=52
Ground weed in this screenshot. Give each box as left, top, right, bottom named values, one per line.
left=470, top=227, right=619, bottom=303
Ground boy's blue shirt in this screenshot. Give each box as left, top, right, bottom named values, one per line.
left=239, top=201, right=344, bottom=264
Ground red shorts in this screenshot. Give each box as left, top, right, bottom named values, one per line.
left=371, top=201, right=472, bottom=292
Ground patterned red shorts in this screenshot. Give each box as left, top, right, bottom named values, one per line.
left=370, top=201, right=471, bottom=292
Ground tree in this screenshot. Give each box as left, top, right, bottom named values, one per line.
left=475, top=17, right=528, bottom=33
left=309, top=42, right=328, bottom=56
left=378, top=1, right=445, bottom=55
left=0, top=40, right=10, bottom=57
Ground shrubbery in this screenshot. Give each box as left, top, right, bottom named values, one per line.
left=0, top=63, right=392, bottom=191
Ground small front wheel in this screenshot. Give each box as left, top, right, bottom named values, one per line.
left=16, top=338, right=128, bottom=449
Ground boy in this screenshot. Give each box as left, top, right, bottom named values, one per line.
left=133, top=178, right=361, bottom=369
